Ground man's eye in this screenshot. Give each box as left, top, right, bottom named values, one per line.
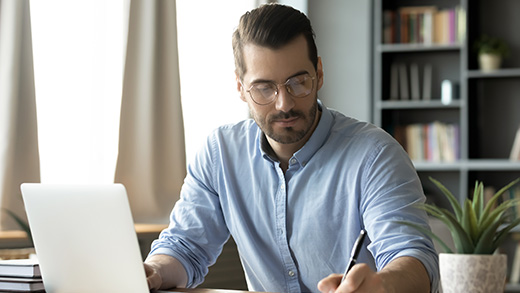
left=254, top=84, right=274, bottom=93
left=288, top=75, right=306, bottom=86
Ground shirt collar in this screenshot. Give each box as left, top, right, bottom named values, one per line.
left=259, top=99, right=333, bottom=167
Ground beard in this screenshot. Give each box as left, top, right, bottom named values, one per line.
left=251, top=101, right=318, bottom=144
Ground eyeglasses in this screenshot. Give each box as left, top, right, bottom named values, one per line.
left=242, top=73, right=316, bottom=105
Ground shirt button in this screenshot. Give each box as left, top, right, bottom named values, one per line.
left=288, top=270, right=295, bottom=277
left=290, top=158, right=297, bottom=165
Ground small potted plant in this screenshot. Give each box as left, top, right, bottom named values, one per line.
left=473, top=34, right=510, bottom=72
left=400, top=177, right=520, bottom=293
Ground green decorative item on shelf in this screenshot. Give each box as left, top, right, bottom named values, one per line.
left=473, top=34, right=510, bottom=71
left=400, top=177, right=520, bottom=293
left=474, top=34, right=510, bottom=57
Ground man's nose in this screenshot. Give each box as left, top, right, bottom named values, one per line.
left=274, top=86, right=295, bottom=113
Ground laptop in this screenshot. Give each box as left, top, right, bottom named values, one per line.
left=20, top=183, right=151, bottom=293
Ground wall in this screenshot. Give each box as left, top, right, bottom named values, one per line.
left=307, top=0, right=372, bottom=122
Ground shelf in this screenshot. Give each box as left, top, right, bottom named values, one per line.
left=506, top=282, right=520, bottom=293
left=413, top=159, right=520, bottom=172
left=464, top=160, right=520, bottom=171
left=467, top=68, right=520, bottom=79
left=377, top=100, right=462, bottom=110
left=378, top=43, right=461, bottom=53
left=413, top=161, right=462, bottom=171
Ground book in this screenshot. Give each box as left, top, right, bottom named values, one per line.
left=456, top=6, right=466, bottom=43
left=399, top=63, right=409, bottom=100
left=395, top=6, right=437, bottom=45
left=410, top=63, right=420, bottom=100
left=423, top=10, right=433, bottom=44
left=0, top=276, right=43, bottom=292
left=509, top=126, right=520, bottom=161
left=398, top=121, right=460, bottom=162
left=0, top=259, right=40, bottom=278
left=383, top=10, right=396, bottom=44
left=390, top=63, right=399, bottom=100
left=422, top=64, right=432, bottom=100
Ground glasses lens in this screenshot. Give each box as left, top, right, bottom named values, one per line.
left=246, top=74, right=315, bottom=105
left=250, top=83, right=277, bottom=104
left=286, top=74, right=313, bottom=97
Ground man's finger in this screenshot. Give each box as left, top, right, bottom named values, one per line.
left=317, top=273, right=342, bottom=292
left=338, top=263, right=371, bottom=292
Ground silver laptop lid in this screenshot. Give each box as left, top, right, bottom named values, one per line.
left=21, top=183, right=149, bottom=293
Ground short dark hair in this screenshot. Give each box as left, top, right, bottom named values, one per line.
left=232, top=4, right=318, bottom=79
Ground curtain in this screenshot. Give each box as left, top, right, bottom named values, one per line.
left=0, top=0, right=40, bottom=230
left=115, top=0, right=186, bottom=224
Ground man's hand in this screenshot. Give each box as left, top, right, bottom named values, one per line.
left=317, top=256, right=430, bottom=293
left=317, top=263, right=386, bottom=293
left=144, top=262, right=163, bottom=290
left=144, top=254, right=188, bottom=290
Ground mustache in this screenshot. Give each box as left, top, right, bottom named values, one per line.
left=269, top=110, right=303, bottom=121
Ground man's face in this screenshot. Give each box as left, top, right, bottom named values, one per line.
left=237, top=35, right=324, bottom=145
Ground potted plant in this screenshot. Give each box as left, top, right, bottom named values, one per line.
left=473, top=34, right=510, bottom=72
left=401, top=177, right=520, bottom=293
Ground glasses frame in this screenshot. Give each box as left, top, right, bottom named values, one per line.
left=241, top=73, right=316, bottom=106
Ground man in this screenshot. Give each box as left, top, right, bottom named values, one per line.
left=145, top=4, right=439, bottom=293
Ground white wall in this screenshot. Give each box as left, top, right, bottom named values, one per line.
left=308, top=0, right=372, bottom=122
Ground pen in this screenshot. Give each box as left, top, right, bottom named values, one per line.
left=341, top=229, right=366, bottom=283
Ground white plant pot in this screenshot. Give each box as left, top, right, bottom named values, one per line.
left=479, top=53, right=502, bottom=72
left=439, top=253, right=506, bottom=293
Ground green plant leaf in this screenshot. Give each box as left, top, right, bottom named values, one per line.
left=463, top=199, right=479, bottom=242
left=404, top=178, right=520, bottom=254
left=480, top=198, right=520, bottom=233
left=429, top=177, right=463, bottom=221
left=416, top=202, right=474, bottom=253
left=471, top=181, right=484, bottom=219
left=440, top=208, right=475, bottom=253
left=395, top=221, right=453, bottom=254
left=493, top=218, right=520, bottom=250
left=416, top=204, right=444, bottom=219
left=480, top=178, right=520, bottom=227
left=473, top=217, right=503, bottom=254
left=3, top=209, right=33, bottom=246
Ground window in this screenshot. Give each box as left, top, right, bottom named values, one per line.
left=30, top=0, right=251, bottom=183
left=176, top=1, right=252, bottom=162
left=31, top=0, right=125, bottom=183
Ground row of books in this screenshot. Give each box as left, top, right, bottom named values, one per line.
left=0, top=258, right=43, bottom=292
left=390, top=62, right=432, bottom=101
left=382, top=6, right=466, bottom=45
left=393, top=122, right=460, bottom=162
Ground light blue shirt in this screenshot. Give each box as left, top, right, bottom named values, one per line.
left=150, top=101, right=439, bottom=292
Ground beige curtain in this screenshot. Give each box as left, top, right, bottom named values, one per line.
left=115, top=0, right=186, bottom=224
left=0, top=0, right=40, bottom=230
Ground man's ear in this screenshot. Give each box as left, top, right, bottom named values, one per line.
left=236, top=73, right=247, bottom=102
left=316, top=56, right=324, bottom=91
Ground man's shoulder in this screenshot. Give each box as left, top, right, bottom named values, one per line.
left=208, top=119, right=259, bottom=147
left=328, top=109, right=392, bottom=142
left=213, top=119, right=258, bottom=136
